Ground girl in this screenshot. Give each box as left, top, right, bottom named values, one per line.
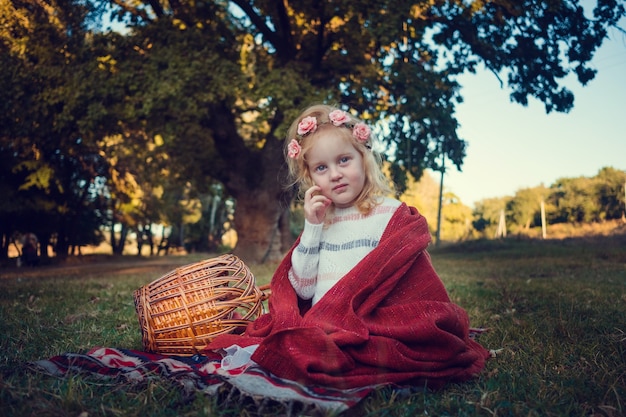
left=205, top=104, right=489, bottom=389
left=284, top=104, right=402, bottom=305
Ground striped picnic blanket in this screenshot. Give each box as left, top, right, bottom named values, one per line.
left=31, top=346, right=376, bottom=414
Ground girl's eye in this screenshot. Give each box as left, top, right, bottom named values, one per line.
left=315, top=165, right=327, bottom=173
left=339, top=156, right=351, bottom=164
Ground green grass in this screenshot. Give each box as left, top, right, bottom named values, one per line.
left=1, top=235, right=625, bottom=416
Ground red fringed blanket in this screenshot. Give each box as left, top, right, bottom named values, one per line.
left=205, top=204, right=490, bottom=389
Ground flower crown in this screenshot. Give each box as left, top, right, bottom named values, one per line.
left=287, top=110, right=371, bottom=159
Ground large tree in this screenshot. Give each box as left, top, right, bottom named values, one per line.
left=0, top=0, right=114, bottom=258
left=98, top=0, right=623, bottom=262
left=3, top=1, right=624, bottom=262
left=0, top=0, right=176, bottom=258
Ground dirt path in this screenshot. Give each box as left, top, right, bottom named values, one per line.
left=0, top=254, right=208, bottom=280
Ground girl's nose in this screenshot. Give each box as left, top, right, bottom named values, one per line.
left=330, top=166, right=342, bottom=180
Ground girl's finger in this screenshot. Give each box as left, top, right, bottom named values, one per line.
left=305, top=185, right=321, bottom=200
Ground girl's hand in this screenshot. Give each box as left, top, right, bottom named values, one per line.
left=304, top=185, right=331, bottom=224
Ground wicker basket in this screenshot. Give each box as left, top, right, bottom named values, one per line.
left=134, top=254, right=268, bottom=355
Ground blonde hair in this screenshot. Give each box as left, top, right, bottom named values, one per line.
left=284, top=104, right=393, bottom=215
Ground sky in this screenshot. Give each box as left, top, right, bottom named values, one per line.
left=440, top=18, right=626, bottom=208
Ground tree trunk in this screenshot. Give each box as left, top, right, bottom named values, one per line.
left=0, top=233, right=9, bottom=260
left=110, top=223, right=118, bottom=254
left=227, top=152, right=296, bottom=264
left=111, top=223, right=129, bottom=255
left=202, top=104, right=295, bottom=264
left=232, top=191, right=288, bottom=264
left=55, top=228, right=69, bottom=260
left=279, top=207, right=294, bottom=255
left=38, top=232, right=51, bottom=262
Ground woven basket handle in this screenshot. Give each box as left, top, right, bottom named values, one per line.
left=258, top=283, right=271, bottom=301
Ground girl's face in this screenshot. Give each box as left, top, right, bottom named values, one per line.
left=305, top=130, right=366, bottom=209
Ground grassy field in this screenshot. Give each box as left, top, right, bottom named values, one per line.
left=1, top=235, right=624, bottom=416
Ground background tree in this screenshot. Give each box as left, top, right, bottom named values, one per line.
left=593, top=167, right=626, bottom=220
left=548, top=167, right=626, bottom=224
left=507, top=186, right=550, bottom=232
left=2, top=1, right=624, bottom=262
left=440, top=192, right=474, bottom=241
left=549, top=176, right=601, bottom=223
left=0, top=0, right=114, bottom=259
left=397, top=170, right=441, bottom=234
left=472, top=196, right=511, bottom=238
left=94, top=0, right=625, bottom=262
left=180, top=184, right=235, bottom=253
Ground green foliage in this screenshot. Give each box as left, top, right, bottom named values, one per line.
left=595, top=167, right=626, bottom=219
left=399, top=171, right=474, bottom=241
left=441, top=193, right=474, bottom=240
left=471, top=167, right=626, bottom=238
left=1, top=0, right=624, bottom=261
left=547, top=167, right=626, bottom=224
left=551, top=176, right=602, bottom=223
left=506, top=185, right=550, bottom=231
left=398, top=169, right=441, bottom=233
left=181, top=185, right=235, bottom=253
left=0, top=0, right=118, bottom=258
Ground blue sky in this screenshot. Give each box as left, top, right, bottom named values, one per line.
left=442, top=16, right=626, bottom=207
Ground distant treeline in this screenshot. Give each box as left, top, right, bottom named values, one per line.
left=400, top=166, right=626, bottom=241
left=2, top=163, right=623, bottom=262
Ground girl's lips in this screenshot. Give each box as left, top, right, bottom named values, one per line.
left=333, top=184, right=347, bottom=191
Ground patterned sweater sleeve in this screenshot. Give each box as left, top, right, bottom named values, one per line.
left=288, top=220, right=323, bottom=300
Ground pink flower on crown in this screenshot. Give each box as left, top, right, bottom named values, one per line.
left=297, top=116, right=317, bottom=136
left=329, top=109, right=350, bottom=126
left=352, top=122, right=371, bottom=143
left=287, top=139, right=301, bottom=159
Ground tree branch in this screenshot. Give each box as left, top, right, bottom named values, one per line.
left=274, top=0, right=296, bottom=61
left=147, top=0, right=164, bottom=18
left=313, top=2, right=326, bottom=72
left=109, top=0, right=153, bottom=23
left=167, top=0, right=187, bottom=20
left=230, top=0, right=294, bottom=62
left=230, top=0, right=278, bottom=42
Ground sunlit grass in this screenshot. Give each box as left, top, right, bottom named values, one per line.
left=1, top=235, right=624, bottom=416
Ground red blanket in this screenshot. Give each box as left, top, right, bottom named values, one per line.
left=205, top=204, right=490, bottom=389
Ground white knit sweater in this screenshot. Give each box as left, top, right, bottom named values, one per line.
left=288, top=197, right=401, bottom=305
